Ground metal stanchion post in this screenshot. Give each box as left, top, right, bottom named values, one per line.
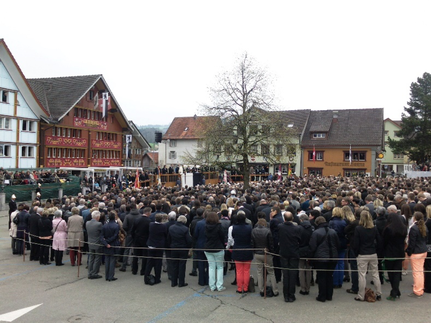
left=264, top=249, right=267, bottom=299
left=77, top=241, right=80, bottom=278
left=23, top=231, right=26, bottom=262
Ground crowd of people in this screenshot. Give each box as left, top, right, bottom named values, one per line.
left=7, top=174, right=431, bottom=303
left=0, top=168, right=69, bottom=185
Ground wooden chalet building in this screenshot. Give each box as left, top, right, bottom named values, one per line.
left=28, top=75, right=131, bottom=168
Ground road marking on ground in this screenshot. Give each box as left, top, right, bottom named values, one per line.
left=0, top=304, right=42, bottom=322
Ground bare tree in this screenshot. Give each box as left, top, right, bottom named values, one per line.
left=199, top=53, right=296, bottom=188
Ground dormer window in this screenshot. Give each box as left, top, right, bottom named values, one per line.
left=312, top=133, right=326, bottom=138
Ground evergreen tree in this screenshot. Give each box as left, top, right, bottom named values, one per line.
left=389, top=72, right=431, bottom=164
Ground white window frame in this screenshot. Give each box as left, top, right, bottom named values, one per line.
left=169, top=151, right=177, bottom=159
left=0, top=145, right=11, bottom=157
left=0, top=117, right=11, bottom=130
left=1, top=90, right=9, bottom=103
left=169, top=140, right=177, bottom=147
left=22, top=120, right=35, bottom=132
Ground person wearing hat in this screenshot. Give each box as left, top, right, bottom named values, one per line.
left=8, top=194, right=17, bottom=230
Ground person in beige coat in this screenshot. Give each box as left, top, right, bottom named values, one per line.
left=67, top=207, right=84, bottom=266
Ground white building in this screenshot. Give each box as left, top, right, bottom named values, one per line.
left=158, top=115, right=212, bottom=167
left=0, top=39, right=48, bottom=169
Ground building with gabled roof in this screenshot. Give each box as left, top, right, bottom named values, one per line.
left=0, top=39, right=48, bottom=169
left=125, top=120, right=150, bottom=168
left=28, top=74, right=132, bottom=168
left=143, top=152, right=158, bottom=171
left=301, top=108, right=384, bottom=177
left=159, top=115, right=218, bottom=167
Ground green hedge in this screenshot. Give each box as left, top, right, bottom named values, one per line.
left=4, top=176, right=81, bottom=202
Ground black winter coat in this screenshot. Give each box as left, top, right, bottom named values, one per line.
left=232, top=223, right=253, bottom=261
left=251, top=225, right=274, bottom=255
left=353, top=226, right=381, bottom=256
left=406, top=223, right=428, bottom=256
left=309, top=223, right=339, bottom=261
left=204, top=223, right=225, bottom=252
left=278, top=221, right=302, bottom=259
left=299, top=221, right=313, bottom=257
left=38, top=217, right=52, bottom=238
left=168, top=222, right=192, bottom=249
left=131, top=216, right=151, bottom=247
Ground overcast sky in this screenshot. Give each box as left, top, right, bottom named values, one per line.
left=2, top=0, right=431, bottom=125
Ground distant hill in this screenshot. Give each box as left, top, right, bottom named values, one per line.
left=137, top=125, right=169, bottom=143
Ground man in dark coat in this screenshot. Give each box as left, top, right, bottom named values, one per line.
left=193, top=214, right=208, bottom=286
left=167, top=215, right=192, bottom=287
left=28, top=207, right=42, bottom=261
left=120, top=203, right=141, bottom=272
left=131, top=207, right=151, bottom=276
left=278, top=212, right=303, bottom=302
left=256, top=199, right=271, bottom=222
left=270, top=206, right=284, bottom=283
left=145, top=213, right=167, bottom=284
left=86, top=210, right=103, bottom=279
left=189, top=207, right=204, bottom=276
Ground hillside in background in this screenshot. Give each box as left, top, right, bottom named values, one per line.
left=137, top=125, right=169, bottom=143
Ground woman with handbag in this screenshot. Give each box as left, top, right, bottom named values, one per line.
left=353, top=210, right=382, bottom=301
left=406, top=211, right=428, bottom=298
left=67, top=207, right=84, bottom=266
left=52, top=210, right=67, bottom=266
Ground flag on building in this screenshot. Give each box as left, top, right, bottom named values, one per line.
left=288, top=163, right=292, bottom=177
left=278, top=164, right=282, bottom=180
left=223, top=170, right=227, bottom=183
left=349, top=144, right=352, bottom=165
left=313, top=145, right=316, bottom=162
left=134, top=169, right=140, bottom=189
left=99, top=92, right=110, bottom=119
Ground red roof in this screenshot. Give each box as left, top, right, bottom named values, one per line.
left=162, top=116, right=219, bottom=140
left=145, top=152, right=158, bottom=162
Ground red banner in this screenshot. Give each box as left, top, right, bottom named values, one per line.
left=91, top=158, right=121, bottom=167
left=46, top=158, right=86, bottom=167
left=91, top=139, right=121, bottom=149
left=46, top=136, right=87, bottom=147
left=74, top=117, right=108, bottom=130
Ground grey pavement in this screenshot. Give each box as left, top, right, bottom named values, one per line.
left=0, top=208, right=430, bottom=323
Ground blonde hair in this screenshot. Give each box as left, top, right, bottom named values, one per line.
left=332, top=207, right=344, bottom=219
left=359, top=210, right=374, bottom=229
left=220, top=203, right=228, bottom=211
left=426, top=205, right=431, bottom=220
left=342, top=206, right=355, bottom=222
left=373, top=198, right=383, bottom=208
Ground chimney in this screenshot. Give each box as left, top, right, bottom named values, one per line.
left=333, top=110, right=339, bottom=123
